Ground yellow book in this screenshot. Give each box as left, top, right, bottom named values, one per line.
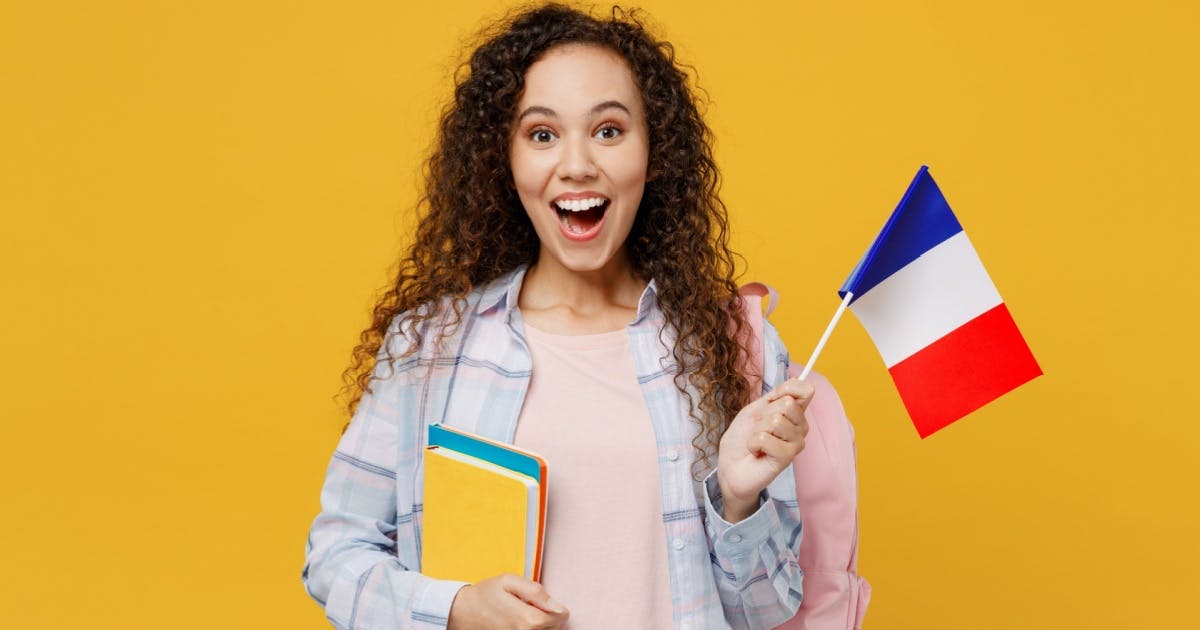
left=421, top=446, right=539, bottom=583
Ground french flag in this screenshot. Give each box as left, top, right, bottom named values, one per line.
left=841, top=166, right=1042, bottom=438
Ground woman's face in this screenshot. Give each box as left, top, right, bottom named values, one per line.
left=509, top=44, right=650, bottom=277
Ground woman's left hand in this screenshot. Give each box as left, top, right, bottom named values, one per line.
left=716, top=378, right=813, bottom=522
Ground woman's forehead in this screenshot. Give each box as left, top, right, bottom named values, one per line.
left=517, top=44, right=644, bottom=116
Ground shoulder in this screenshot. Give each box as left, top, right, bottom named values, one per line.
left=381, top=266, right=526, bottom=356
left=390, top=268, right=521, bottom=330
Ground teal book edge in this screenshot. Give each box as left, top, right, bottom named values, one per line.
left=428, top=424, right=543, bottom=484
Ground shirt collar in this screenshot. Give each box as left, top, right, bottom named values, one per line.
left=630, top=277, right=660, bottom=326
left=475, top=265, right=527, bottom=317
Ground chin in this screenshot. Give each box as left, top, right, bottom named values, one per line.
left=550, top=245, right=622, bottom=274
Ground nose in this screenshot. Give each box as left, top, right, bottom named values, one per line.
left=556, top=134, right=598, bottom=181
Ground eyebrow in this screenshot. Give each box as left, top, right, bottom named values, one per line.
left=516, top=100, right=632, bottom=122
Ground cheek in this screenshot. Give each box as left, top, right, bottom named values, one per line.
left=511, top=150, right=553, bottom=194
left=613, top=154, right=649, bottom=199
left=509, top=173, right=537, bottom=211
left=621, top=138, right=649, bottom=177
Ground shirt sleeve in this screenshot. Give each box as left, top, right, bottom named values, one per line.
left=302, top=322, right=468, bottom=629
left=702, top=319, right=805, bottom=629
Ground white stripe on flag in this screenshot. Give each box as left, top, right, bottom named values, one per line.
left=849, top=231, right=1003, bottom=367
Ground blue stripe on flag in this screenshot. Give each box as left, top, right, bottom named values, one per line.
left=839, top=166, right=963, bottom=302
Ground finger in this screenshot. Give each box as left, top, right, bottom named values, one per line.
left=755, top=412, right=800, bottom=442
left=767, top=379, right=815, bottom=408
left=502, top=574, right=568, bottom=616
left=749, top=429, right=805, bottom=461
left=762, top=395, right=808, bottom=429
left=520, top=607, right=565, bottom=630
left=510, top=604, right=559, bottom=630
left=763, top=411, right=808, bottom=443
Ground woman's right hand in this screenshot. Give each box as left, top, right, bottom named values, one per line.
left=447, top=573, right=569, bottom=629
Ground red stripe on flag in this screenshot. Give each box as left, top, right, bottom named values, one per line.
left=887, top=303, right=1041, bottom=438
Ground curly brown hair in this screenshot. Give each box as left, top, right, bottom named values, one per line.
left=342, top=3, right=755, bottom=474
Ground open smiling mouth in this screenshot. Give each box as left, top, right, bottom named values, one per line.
left=553, top=197, right=610, bottom=236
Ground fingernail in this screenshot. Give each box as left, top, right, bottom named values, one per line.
left=546, top=598, right=565, bottom=613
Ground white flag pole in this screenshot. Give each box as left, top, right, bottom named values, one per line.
left=796, top=292, right=853, bottom=381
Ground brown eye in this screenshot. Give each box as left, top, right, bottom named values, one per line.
left=594, top=125, right=622, bottom=140
left=531, top=129, right=556, bottom=143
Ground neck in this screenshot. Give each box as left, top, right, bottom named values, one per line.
left=519, top=250, right=645, bottom=317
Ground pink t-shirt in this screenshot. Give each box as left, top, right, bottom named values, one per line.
left=513, top=323, right=674, bottom=630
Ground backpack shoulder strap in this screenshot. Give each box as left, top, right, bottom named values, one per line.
left=738, top=281, right=779, bottom=317
left=735, top=283, right=775, bottom=395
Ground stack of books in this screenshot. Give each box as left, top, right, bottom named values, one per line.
left=421, top=424, right=547, bottom=583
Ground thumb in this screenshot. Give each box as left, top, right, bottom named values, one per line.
left=504, top=576, right=566, bottom=615
left=770, top=377, right=815, bottom=407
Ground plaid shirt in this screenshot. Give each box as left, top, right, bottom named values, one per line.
left=303, top=266, right=804, bottom=629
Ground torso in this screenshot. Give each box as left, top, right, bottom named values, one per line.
left=512, top=323, right=674, bottom=630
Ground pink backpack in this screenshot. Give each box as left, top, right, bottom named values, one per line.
left=737, top=283, right=871, bottom=630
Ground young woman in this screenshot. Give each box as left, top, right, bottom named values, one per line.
left=303, top=5, right=813, bottom=629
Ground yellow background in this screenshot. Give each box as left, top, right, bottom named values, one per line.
left=2, top=0, right=1197, bottom=627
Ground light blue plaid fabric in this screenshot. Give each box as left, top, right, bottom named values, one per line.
left=303, top=266, right=803, bottom=629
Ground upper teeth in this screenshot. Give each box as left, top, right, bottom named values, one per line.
left=554, top=197, right=607, bottom=212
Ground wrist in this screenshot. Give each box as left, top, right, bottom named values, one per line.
left=722, top=499, right=756, bottom=523
left=445, top=584, right=474, bottom=630
left=716, top=470, right=759, bottom=523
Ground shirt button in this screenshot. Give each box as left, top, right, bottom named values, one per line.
left=666, top=450, right=679, bottom=462
left=728, top=534, right=742, bottom=543
left=672, top=538, right=686, bottom=550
